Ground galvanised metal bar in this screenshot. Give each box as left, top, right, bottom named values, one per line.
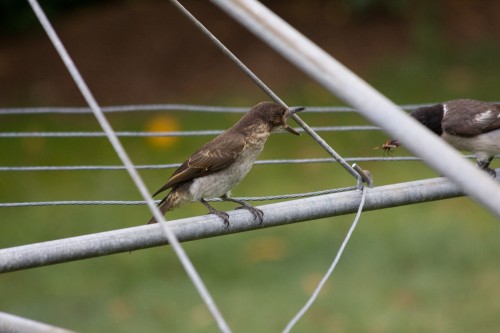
left=3, top=173, right=497, bottom=273
left=210, top=0, right=500, bottom=218
left=0, top=311, right=76, bottom=333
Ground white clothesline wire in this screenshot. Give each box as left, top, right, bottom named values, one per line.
left=0, top=157, right=429, bottom=172
left=283, top=186, right=368, bottom=332
left=0, top=126, right=380, bottom=138
left=3, top=102, right=498, bottom=115
left=0, top=187, right=357, bottom=208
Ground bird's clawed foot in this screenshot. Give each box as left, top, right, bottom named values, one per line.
left=477, top=158, right=496, bottom=178
left=221, top=195, right=264, bottom=224
left=200, top=197, right=265, bottom=227
left=235, top=203, right=264, bottom=224
left=200, top=198, right=230, bottom=227
left=208, top=209, right=230, bottom=228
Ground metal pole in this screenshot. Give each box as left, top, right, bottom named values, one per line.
left=210, top=0, right=500, bottom=217
left=0, top=311, right=76, bottom=333
left=3, top=174, right=496, bottom=273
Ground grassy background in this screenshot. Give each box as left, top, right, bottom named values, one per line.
left=1, top=1, right=500, bottom=332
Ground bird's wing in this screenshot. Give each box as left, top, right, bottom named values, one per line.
left=152, top=133, right=246, bottom=197
left=443, top=100, right=500, bottom=136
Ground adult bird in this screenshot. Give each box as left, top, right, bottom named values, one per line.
left=148, top=101, right=305, bottom=226
left=384, top=99, right=500, bottom=176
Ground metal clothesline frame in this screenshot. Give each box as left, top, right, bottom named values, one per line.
left=211, top=0, right=500, bottom=217
left=0, top=311, right=76, bottom=333
left=4, top=173, right=498, bottom=274
left=2, top=0, right=499, bottom=332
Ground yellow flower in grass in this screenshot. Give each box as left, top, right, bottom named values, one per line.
left=145, top=115, right=180, bottom=149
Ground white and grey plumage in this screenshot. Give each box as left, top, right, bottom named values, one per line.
left=148, top=101, right=305, bottom=226
left=388, top=99, right=500, bottom=176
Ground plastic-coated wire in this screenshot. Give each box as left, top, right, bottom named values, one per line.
left=0, top=105, right=352, bottom=115
left=0, top=157, right=417, bottom=172
left=2, top=155, right=490, bottom=172
left=0, top=105, right=359, bottom=115
left=27, top=1, right=232, bottom=332
left=0, top=130, right=224, bottom=138
left=283, top=186, right=367, bottom=333
left=5, top=103, right=498, bottom=115
left=169, top=0, right=362, bottom=184
left=0, top=187, right=356, bottom=207
left=0, top=126, right=380, bottom=138
left=0, top=104, right=250, bottom=115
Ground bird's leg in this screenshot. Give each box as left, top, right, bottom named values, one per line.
left=221, top=194, right=264, bottom=224
left=477, top=157, right=496, bottom=178
left=200, top=198, right=230, bottom=227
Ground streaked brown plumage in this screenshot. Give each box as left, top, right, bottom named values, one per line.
left=148, top=101, right=305, bottom=226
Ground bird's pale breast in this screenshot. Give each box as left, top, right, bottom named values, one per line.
left=188, top=132, right=268, bottom=200
left=442, top=130, right=500, bottom=155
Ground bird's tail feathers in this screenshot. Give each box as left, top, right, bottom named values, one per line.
left=147, top=195, right=173, bottom=224
left=152, top=184, right=170, bottom=198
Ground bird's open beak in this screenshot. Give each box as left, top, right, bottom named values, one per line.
left=284, top=106, right=305, bottom=135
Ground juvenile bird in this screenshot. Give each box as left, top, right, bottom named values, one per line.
left=148, top=101, right=305, bottom=226
left=384, top=99, right=500, bottom=176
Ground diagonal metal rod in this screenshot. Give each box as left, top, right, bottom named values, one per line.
left=211, top=0, right=500, bottom=218
left=3, top=174, right=497, bottom=274
left=26, top=1, right=231, bottom=332
left=169, top=0, right=362, bottom=182
left=0, top=311, right=76, bottom=333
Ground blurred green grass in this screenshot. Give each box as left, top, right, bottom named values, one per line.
left=1, top=30, right=500, bottom=333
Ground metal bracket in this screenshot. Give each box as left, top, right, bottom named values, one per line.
left=352, top=163, right=373, bottom=189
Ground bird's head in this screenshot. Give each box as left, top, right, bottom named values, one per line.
left=252, top=102, right=305, bottom=135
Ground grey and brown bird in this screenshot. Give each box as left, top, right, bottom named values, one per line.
left=384, top=99, right=500, bottom=176
left=148, top=101, right=305, bottom=226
